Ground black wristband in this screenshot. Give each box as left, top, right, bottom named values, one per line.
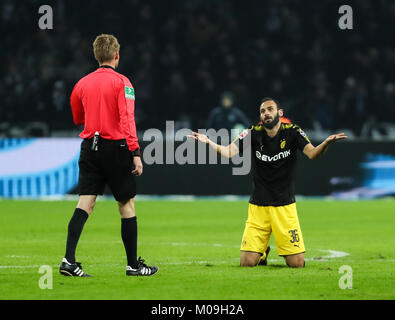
left=131, top=148, right=141, bottom=157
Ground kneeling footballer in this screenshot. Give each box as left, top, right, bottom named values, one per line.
left=189, top=98, right=346, bottom=267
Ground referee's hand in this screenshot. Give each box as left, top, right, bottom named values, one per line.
left=132, top=156, right=143, bottom=176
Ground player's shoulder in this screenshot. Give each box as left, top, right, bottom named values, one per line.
left=84, top=69, right=133, bottom=87
left=73, top=71, right=96, bottom=92
left=114, top=71, right=133, bottom=86
left=234, top=123, right=256, bottom=142
left=235, top=123, right=263, bottom=142
left=281, top=123, right=296, bottom=131
left=75, top=71, right=93, bottom=85
left=251, top=122, right=264, bottom=132
left=280, top=122, right=304, bottom=132
left=281, top=122, right=310, bottom=143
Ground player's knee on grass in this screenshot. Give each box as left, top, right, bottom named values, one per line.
left=284, top=253, right=305, bottom=268
left=240, top=252, right=260, bottom=267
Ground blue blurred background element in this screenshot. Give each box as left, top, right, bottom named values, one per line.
left=363, top=154, right=395, bottom=190
left=332, top=153, right=395, bottom=199
left=0, top=138, right=80, bottom=198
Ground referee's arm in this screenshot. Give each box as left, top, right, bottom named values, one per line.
left=70, top=83, right=85, bottom=125
left=116, top=80, right=143, bottom=176
left=117, top=82, right=140, bottom=154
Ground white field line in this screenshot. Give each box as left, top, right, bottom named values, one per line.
left=311, top=249, right=350, bottom=261
left=0, top=264, right=57, bottom=269
left=154, top=242, right=351, bottom=262
left=2, top=259, right=395, bottom=269
left=3, top=242, right=393, bottom=269
left=0, top=242, right=352, bottom=269
left=1, top=258, right=395, bottom=269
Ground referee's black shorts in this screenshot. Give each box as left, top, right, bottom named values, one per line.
left=77, top=137, right=136, bottom=202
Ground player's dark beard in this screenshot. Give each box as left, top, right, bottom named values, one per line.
left=263, top=112, right=280, bottom=129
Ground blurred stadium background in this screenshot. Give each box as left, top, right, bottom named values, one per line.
left=1, top=0, right=395, bottom=199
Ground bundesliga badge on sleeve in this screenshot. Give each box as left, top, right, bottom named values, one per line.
left=238, top=129, right=249, bottom=140
left=125, top=86, right=135, bottom=100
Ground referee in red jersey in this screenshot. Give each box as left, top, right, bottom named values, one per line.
left=59, top=34, right=158, bottom=277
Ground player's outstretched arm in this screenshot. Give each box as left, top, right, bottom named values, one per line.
left=303, top=133, right=347, bottom=160
left=187, top=131, right=239, bottom=159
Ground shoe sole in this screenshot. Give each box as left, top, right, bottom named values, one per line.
left=59, top=269, right=92, bottom=277
left=59, top=270, right=73, bottom=276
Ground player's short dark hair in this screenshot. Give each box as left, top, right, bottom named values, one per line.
left=260, top=97, right=280, bottom=109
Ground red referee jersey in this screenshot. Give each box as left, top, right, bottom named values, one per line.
left=70, top=66, right=139, bottom=152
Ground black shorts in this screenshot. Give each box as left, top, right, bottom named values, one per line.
left=78, top=138, right=136, bottom=201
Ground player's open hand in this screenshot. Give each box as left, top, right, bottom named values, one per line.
left=187, top=131, right=210, bottom=144
left=132, top=156, right=143, bottom=176
left=325, top=133, right=348, bottom=145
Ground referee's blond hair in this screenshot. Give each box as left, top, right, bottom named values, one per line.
left=93, top=34, right=120, bottom=64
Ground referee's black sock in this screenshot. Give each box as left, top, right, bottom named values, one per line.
left=121, top=216, right=138, bottom=268
left=64, top=208, right=89, bottom=264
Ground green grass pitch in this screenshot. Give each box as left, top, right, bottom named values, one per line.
left=0, top=198, right=394, bottom=300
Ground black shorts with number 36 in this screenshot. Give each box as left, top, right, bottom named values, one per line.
left=77, top=138, right=136, bottom=201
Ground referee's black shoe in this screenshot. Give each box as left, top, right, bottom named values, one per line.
left=126, top=257, right=158, bottom=276
left=59, top=258, right=92, bottom=277
left=258, top=246, right=271, bottom=266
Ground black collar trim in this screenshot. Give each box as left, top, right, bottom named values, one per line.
left=99, top=65, right=115, bottom=70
